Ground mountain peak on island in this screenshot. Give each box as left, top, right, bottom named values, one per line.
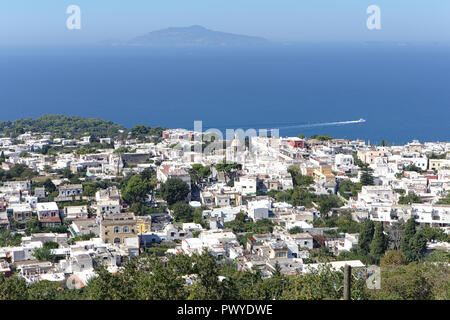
left=127, top=25, right=270, bottom=47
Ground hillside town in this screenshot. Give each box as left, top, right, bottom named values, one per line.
left=0, top=121, right=449, bottom=299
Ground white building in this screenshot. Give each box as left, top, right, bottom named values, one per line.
left=247, top=200, right=270, bottom=221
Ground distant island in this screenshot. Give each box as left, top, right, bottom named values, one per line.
left=123, top=25, right=270, bottom=47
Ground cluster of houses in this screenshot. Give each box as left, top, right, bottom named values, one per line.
left=0, top=130, right=449, bottom=286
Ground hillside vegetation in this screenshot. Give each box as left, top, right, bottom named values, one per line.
left=0, top=114, right=126, bottom=139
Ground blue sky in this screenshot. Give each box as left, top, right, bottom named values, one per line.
left=1, top=0, right=449, bottom=45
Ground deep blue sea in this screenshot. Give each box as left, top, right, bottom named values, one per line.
left=1, top=43, right=449, bottom=144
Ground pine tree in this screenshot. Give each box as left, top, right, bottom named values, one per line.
left=360, top=167, right=375, bottom=186
left=400, top=218, right=418, bottom=261
left=358, top=219, right=375, bottom=253
left=400, top=218, right=416, bottom=252
left=370, top=222, right=387, bottom=259
left=407, top=232, right=427, bottom=262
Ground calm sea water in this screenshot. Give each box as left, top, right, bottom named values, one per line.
left=1, top=44, right=449, bottom=144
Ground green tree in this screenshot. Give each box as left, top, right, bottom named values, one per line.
left=160, top=178, right=190, bottom=205
left=43, top=241, right=59, bottom=250
left=288, top=226, right=303, bottom=234
left=338, top=180, right=362, bottom=200
left=33, top=247, right=53, bottom=261
left=84, top=266, right=135, bottom=300
left=27, top=281, right=63, bottom=300
left=358, top=219, right=375, bottom=253
left=121, top=174, right=152, bottom=206
left=373, top=262, right=450, bottom=300
left=425, top=250, right=450, bottom=263
left=436, top=192, right=450, bottom=205
left=189, top=164, right=211, bottom=185
left=129, top=125, right=151, bottom=140
left=288, top=166, right=314, bottom=187
left=370, top=222, right=387, bottom=260
left=188, top=250, right=225, bottom=300
left=172, top=202, right=194, bottom=222
left=43, top=178, right=56, bottom=194
left=281, top=264, right=368, bottom=300
left=316, top=195, right=343, bottom=214
left=215, top=161, right=242, bottom=183
left=0, top=276, right=28, bottom=300
left=400, top=218, right=416, bottom=260
left=0, top=230, right=22, bottom=247
left=380, top=250, right=408, bottom=268
left=360, top=166, right=375, bottom=186
left=405, top=164, right=423, bottom=173
left=398, top=192, right=422, bottom=205
left=25, top=216, right=41, bottom=235
left=386, top=220, right=405, bottom=250
left=406, top=232, right=427, bottom=262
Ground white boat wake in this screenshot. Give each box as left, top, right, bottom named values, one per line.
left=276, top=119, right=366, bottom=130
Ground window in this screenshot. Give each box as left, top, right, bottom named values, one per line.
left=114, top=227, right=120, bottom=233
left=123, top=226, right=130, bottom=233
left=114, top=238, right=121, bottom=244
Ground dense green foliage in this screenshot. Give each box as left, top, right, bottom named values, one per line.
left=404, top=164, right=423, bottom=173
left=160, top=178, right=190, bottom=205
left=287, top=166, right=314, bottom=187
left=358, top=220, right=375, bottom=253
left=269, top=188, right=343, bottom=214
left=309, top=135, right=333, bottom=141
left=288, top=226, right=303, bottom=234
left=171, top=202, right=195, bottom=222
left=120, top=168, right=156, bottom=215
left=215, top=161, right=242, bottom=183
left=400, top=218, right=427, bottom=262
left=338, top=180, right=362, bottom=200
left=437, top=192, right=450, bottom=205
left=425, top=250, right=450, bottom=263
left=380, top=250, right=408, bottom=268
left=372, top=261, right=450, bottom=300
left=313, top=212, right=360, bottom=234
left=188, top=164, right=211, bottom=185
left=122, top=175, right=152, bottom=206
left=224, top=213, right=275, bottom=238
left=23, top=216, right=70, bottom=236
left=0, top=230, right=22, bottom=247
left=129, top=125, right=166, bottom=141
left=0, top=115, right=125, bottom=138
left=3, top=249, right=445, bottom=300
left=398, top=192, right=422, bottom=205
left=0, top=251, right=371, bottom=300
left=360, top=166, right=374, bottom=186
left=427, top=152, right=447, bottom=159
left=0, top=164, right=37, bottom=182
left=68, top=233, right=97, bottom=245
left=369, top=222, right=388, bottom=260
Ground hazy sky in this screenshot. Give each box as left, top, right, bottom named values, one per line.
left=1, top=0, right=450, bottom=45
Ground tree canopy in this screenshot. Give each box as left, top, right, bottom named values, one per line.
left=160, top=178, right=190, bottom=205
left=0, top=115, right=125, bottom=139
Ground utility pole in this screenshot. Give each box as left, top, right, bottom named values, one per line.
left=344, top=264, right=351, bottom=300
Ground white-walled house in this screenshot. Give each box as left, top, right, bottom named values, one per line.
left=247, top=200, right=271, bottom=221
